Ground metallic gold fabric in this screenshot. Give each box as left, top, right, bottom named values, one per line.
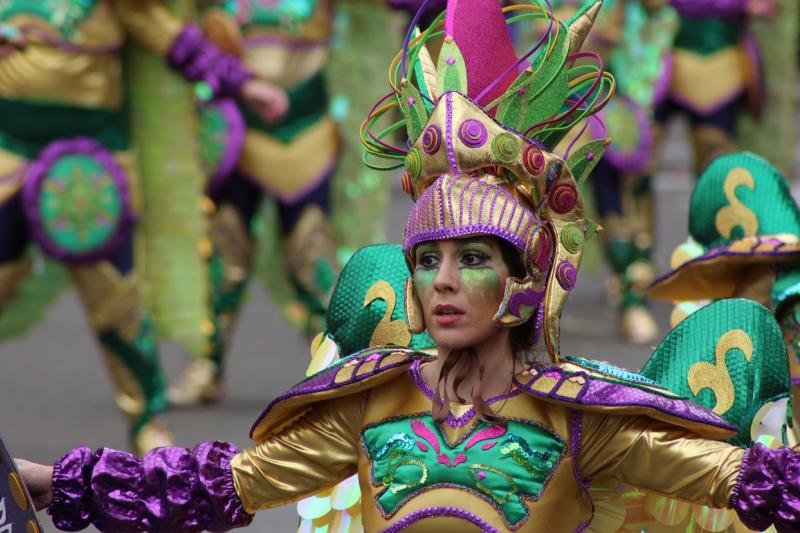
left=111, top=0, right=183, bottom=56
left=243, top=44, right=329, bottom=91
left=238, top=116, right=338, bottom=201
left=691, top=125, right=738, bottom=174
left=0, top=257, right=32, bottom=310
left=69, top=261, right=141, bottom=339
left=0, top=0, right=181, bottom=109
left=580, top=414, right=743, bottom=510
left=210, top=204, right=253, bottom=293
left=0, top=146, right=26, bottom=205
left=669, top=47, right=745, bottom=116
left=69, top=262, right=146, bottom=417
left=231, top=391, right=366, bottom=513
left=282, top=205, right=338, bottom=304
left=237, top=364, right=745, bottom=531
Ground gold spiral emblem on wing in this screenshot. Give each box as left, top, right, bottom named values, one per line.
left=687, top=329, right=753, bottom=415
left=714, top=168, right=759, bottom=239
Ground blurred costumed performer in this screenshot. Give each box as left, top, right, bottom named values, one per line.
left=550, top=0, right=677, bottom=345
left=0, top=0, right=286, bottom=453
left=168, top=0, right=428, bottom=406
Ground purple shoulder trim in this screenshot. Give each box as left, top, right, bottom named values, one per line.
left=513, top=364, right=736, bottom=434
left=250, top=348, right=431, bottom=438
left=382, top=506, right=500, bottom=532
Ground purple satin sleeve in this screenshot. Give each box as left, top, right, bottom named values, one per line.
left=730, top=444, right=800, bottom=533
left=670, top=0, right=747, bottom=17
left=49, top=442, right=253, bottom=532
left=167, top=24, right=252, bottom=99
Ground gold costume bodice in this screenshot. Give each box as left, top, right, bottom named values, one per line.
left=0, top=0, right=181, bottom=109
left=231, top=362, right=744, bottom=532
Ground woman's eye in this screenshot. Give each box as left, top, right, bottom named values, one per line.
left=418, top=254, right=439, bottom=268
left=461, top=252, right=488, bottom=266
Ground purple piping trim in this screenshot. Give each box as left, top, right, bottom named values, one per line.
left=513, top=366, right=736, bottom=432
left=242, top=35, right=330, bottom=50
left=21, top=137, right=135, bottom=264
left=666, top=88, right=745, bottom=119
left=406, top=226, right=527, bottom=253
left=16, top=24, right=122, bottom=56
left=571, top=411, right=593, bottom=533
left=653, top=53, right=674, bottom=106
left=381, top=507, right=500, bottom=532
left=729, top=445, right=753, bottom=509
left=204, top=99, right=246, bottom=197
left=409, top=359, right=521, bottom=428
left=240, top=157, right=337, bottom=206
left=650, top=240, right=800, bottom=289
left=444, top=93, right=459, bottom=176
left=250, top=349, right=427, bottom=437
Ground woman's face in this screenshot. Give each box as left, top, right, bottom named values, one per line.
left=413, top=237, right=510, bottom=351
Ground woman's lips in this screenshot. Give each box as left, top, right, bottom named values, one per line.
left=433, top=304, right=465, bottom=326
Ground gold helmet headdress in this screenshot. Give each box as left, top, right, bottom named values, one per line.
left=362, top=0, right=613, bottom=361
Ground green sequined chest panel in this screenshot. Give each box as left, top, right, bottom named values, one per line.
left=0, top=0, right=98, bottom=38
left=216, top=0, right=318, bottom=29
left=362, top=415, right=566, bottom=528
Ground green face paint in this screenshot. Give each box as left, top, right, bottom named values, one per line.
left=413, top=243, right=440, bottom=297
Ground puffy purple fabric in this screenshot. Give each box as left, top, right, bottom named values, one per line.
left=49, top=442, right=253, bottom=532
left=670, top=0, right=747, bottom=18
left=167, top=25, right=252, bottom=99
left=731, top=444, right=800, bottom=533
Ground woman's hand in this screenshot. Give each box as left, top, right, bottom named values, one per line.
left=239, top=79, right=289, bottom=125
left=746, top=0, right=778, bottom=18
left=15, top=459, right=53, bottom=510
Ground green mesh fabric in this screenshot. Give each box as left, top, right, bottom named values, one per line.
left=641, top=298, right=790, bottom=446
left=674, top=17, right=742, bottom=55
left=773, top=265, right=800, bottom=318
left=688, top=152, right=800, bottom=250
left=326, top=243, right=434, bottom=356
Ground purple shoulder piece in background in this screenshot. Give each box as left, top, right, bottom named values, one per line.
left=670, top=0, right=747, bottom=18
left=731, top=444, right=800, bottom=533
left=49, top=442, right=252, bottom=532
left=167, top=25, right=252, bottom=100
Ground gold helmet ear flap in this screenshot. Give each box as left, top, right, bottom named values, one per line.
left=493, top=225, right=552, bottom=328
left=540, top=167, right=585, bottom=362
left=404, top=277, right=426, bottom=334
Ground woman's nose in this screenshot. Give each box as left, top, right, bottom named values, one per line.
left=433, top=258, right=459, bottom=292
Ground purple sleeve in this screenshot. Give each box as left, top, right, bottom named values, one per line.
left=167, top=24, right=252, bottom=99
left=730, top=444, right=800, bottom=533
left=49, top=442, right=253, bottom=532
left=670, top=0, right=748, bottom=18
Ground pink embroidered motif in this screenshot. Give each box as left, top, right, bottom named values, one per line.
left=464, top=424, right=507, bottom=450
left=411, top=420, right=441, bottom=453
left=437, top=454, right=451, bottom=466
left=477, top=470, right=487, bottom=480
left=452, top=453, right=467, bottom=466
left=416, top=441, right=429, bottom=452
left=481, top=442, right=498, bottom=451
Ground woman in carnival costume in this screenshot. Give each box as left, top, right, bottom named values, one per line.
left=14, top=1, right=800, bottom=531
left=657, top=0, right=777, bottom=173
left=0, top=0, right=287, bottom=454
left=168, top=0, right=412, bottom=406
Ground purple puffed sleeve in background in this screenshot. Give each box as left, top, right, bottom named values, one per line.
left=669, top=0, right=747, bottom=18
left=49, top=442, right=253, bottom=532
left=731, top=444, right=800, bottom=533
left=167, top=25, right=252, bottom=99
